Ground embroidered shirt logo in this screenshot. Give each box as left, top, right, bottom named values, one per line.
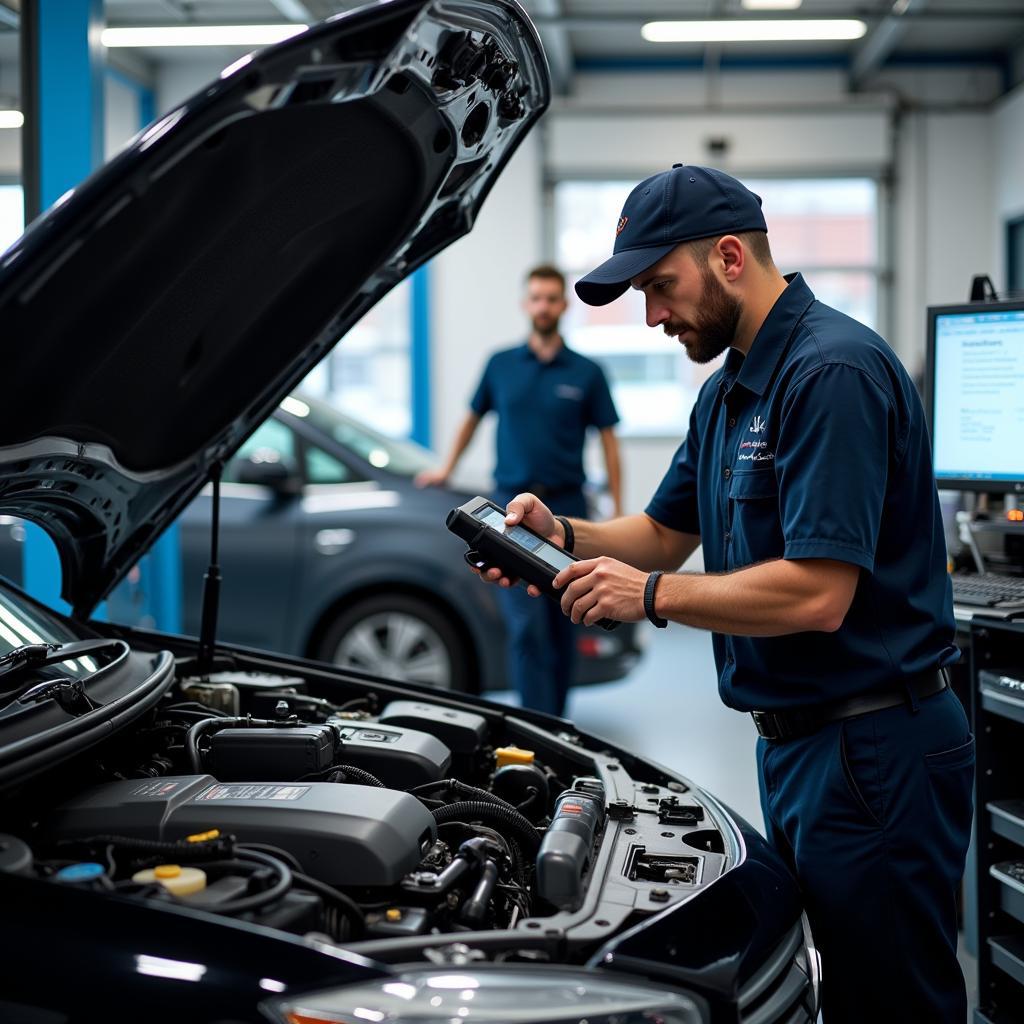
left=749, top=415, right=767, bottom=434
left=556, top=384, right=584, bottom=401
left=616, top=215, right=628, bottom=236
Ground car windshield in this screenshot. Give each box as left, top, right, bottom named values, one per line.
left=0, top=585, right=97, bottom=678
left=284, top=393, right=435, bottom=479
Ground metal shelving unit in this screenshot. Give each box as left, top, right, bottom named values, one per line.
left=972, top=618, right=1024, bottom=1023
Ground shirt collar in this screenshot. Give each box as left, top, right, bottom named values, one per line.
left=521, top=338, right=569, bottom=366
left=734, top=273, right=815, bottom=397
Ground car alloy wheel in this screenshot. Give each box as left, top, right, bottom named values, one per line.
left=319, top=594, right=470, bottom=691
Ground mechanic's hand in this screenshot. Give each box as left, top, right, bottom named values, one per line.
left=414, top=468, right=449, bottom=488
left=553, top=557, right=648, bottom=625
left=504, top=492, right=560, bottom=544
left=473, top=493, right=558, bottom=597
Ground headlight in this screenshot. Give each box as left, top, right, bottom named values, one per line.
left=269, top=966, right=704, bottom=1023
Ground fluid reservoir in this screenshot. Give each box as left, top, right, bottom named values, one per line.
left=132, top=864, right=208, bottom=896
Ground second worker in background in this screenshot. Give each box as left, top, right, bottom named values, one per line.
left=417, top=264, right=621, bottom=716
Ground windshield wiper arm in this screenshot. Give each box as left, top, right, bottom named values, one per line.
left=0, top=639, right=124, bottom=681
left=0, top=639, right=128, bottom=714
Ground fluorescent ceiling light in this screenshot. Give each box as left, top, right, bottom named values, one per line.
left=641, top=19, right=866, bottom=43
left=742, top=0, right=803, bottom=10
left=0, top=110, right=24, bottom=129
left=102, top=24, right=307, bottom=48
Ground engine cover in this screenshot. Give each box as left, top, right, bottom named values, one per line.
left=44, top=776, right=436, bottom=887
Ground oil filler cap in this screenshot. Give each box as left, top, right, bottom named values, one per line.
left=495, top=745, right=535, bottom=768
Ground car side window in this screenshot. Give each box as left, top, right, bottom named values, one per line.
left=223, top=418, right=296, bottom=483
left=305, top=444, right=360, bottom=484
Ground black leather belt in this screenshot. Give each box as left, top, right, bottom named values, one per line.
left=751, top=670, right=948, bottom=742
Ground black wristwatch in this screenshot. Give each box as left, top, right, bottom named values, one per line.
left=554, top=515, right=574, bottom=553
left=644, top=570, right=668, bottom=628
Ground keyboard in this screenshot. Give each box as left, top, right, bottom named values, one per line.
left=951, top=573, right=1024, bottom=609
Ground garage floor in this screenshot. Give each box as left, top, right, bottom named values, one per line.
left=494, top=621, right=979, bottom=1018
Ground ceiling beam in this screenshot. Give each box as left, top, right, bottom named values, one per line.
left=528, top=0, right=573, bottom=95
left=850, top=0, right=928, bottom=89
left=269, top=0, right=314, bottom=22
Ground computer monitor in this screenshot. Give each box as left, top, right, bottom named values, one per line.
left=926, top=299, right=1024, bottom=495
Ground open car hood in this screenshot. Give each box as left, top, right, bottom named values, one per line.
left=0, top=0, right=548, bottom=616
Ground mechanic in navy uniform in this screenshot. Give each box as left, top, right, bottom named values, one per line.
left=417, top=264, right=621, bottom=717
left=477, top=168, right=974, bottom=1022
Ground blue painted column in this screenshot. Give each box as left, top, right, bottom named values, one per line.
left=21, top=0, right=104, bottom=615
left=410, top=264, right=432, bottom=448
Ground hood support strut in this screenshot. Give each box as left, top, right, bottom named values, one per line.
left=196, top=462, right=223, bottom=676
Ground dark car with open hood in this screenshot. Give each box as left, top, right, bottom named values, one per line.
left=0, top=2, right=818, bottom=1022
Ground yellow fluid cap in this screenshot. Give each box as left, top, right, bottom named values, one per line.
left=132, top=865, right=207, bottom=896
left=186, top=829, right=220, bottom=844
left=495, top=745, right=535, bottom=768
left=385, top=908, right=403, bottom=922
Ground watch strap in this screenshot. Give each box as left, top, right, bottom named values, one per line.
left=644, top=570, right=668, bottom=628
left=554, top=515, right=574, bottom=554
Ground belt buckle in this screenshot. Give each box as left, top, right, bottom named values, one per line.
left=752, top=709, right=807, bottom=742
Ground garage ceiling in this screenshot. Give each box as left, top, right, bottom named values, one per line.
left=1, top=1, right=1023, bottom=95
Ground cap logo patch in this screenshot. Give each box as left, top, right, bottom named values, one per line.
left=616, top=215, right=628, bottom=236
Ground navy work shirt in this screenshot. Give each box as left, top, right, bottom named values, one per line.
left=471, top=342, right=619, bottom=492
left=646, top=274, right=958, bottom=712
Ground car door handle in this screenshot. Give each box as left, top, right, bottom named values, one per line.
left=315, top=528, right=356, bottom=555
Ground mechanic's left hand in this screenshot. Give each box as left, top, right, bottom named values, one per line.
left=553, top=557, right=649, bottom=626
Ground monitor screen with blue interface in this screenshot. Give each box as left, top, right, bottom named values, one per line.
left=928, top=302, right=1024, bottom=492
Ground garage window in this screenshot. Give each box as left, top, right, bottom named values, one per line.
left=0, top=184, right=24, bottom=254
left=554, top=177, right=882, bottom=436
left=301, top=280, right=413, bottom=438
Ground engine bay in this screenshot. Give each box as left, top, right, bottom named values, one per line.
left=1, top=655, right=732, bottom=965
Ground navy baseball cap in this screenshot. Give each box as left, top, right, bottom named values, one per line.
left=575, top=164, right=767, bottom=306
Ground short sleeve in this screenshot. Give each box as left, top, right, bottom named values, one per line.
left=777, top=364, right=895, bottom=572
left=469, top=356, right=495, bottom=416
left=586, top=364, right=620, bottom=430
left=644, top=400, right=702, bottom=535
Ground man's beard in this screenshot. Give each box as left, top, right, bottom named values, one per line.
left=532, top=314, right=560, bottom=338
left=667, top=265, right=742, bottom=364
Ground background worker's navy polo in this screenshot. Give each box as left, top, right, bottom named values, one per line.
left=645, top=274, right=958, bottom=712
left=471, top=342, right=619, bottom=492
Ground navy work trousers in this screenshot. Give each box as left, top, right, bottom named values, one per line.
left=757, top=684, right=975, bottom=1023
left=492, top=489, right=587, bottom=718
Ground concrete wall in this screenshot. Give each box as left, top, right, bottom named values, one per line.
left=894, top=111, right=994, bottom=377
left=155, top=56, right=238, bottom=116
left=104, top=74, right=141, bottom=159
